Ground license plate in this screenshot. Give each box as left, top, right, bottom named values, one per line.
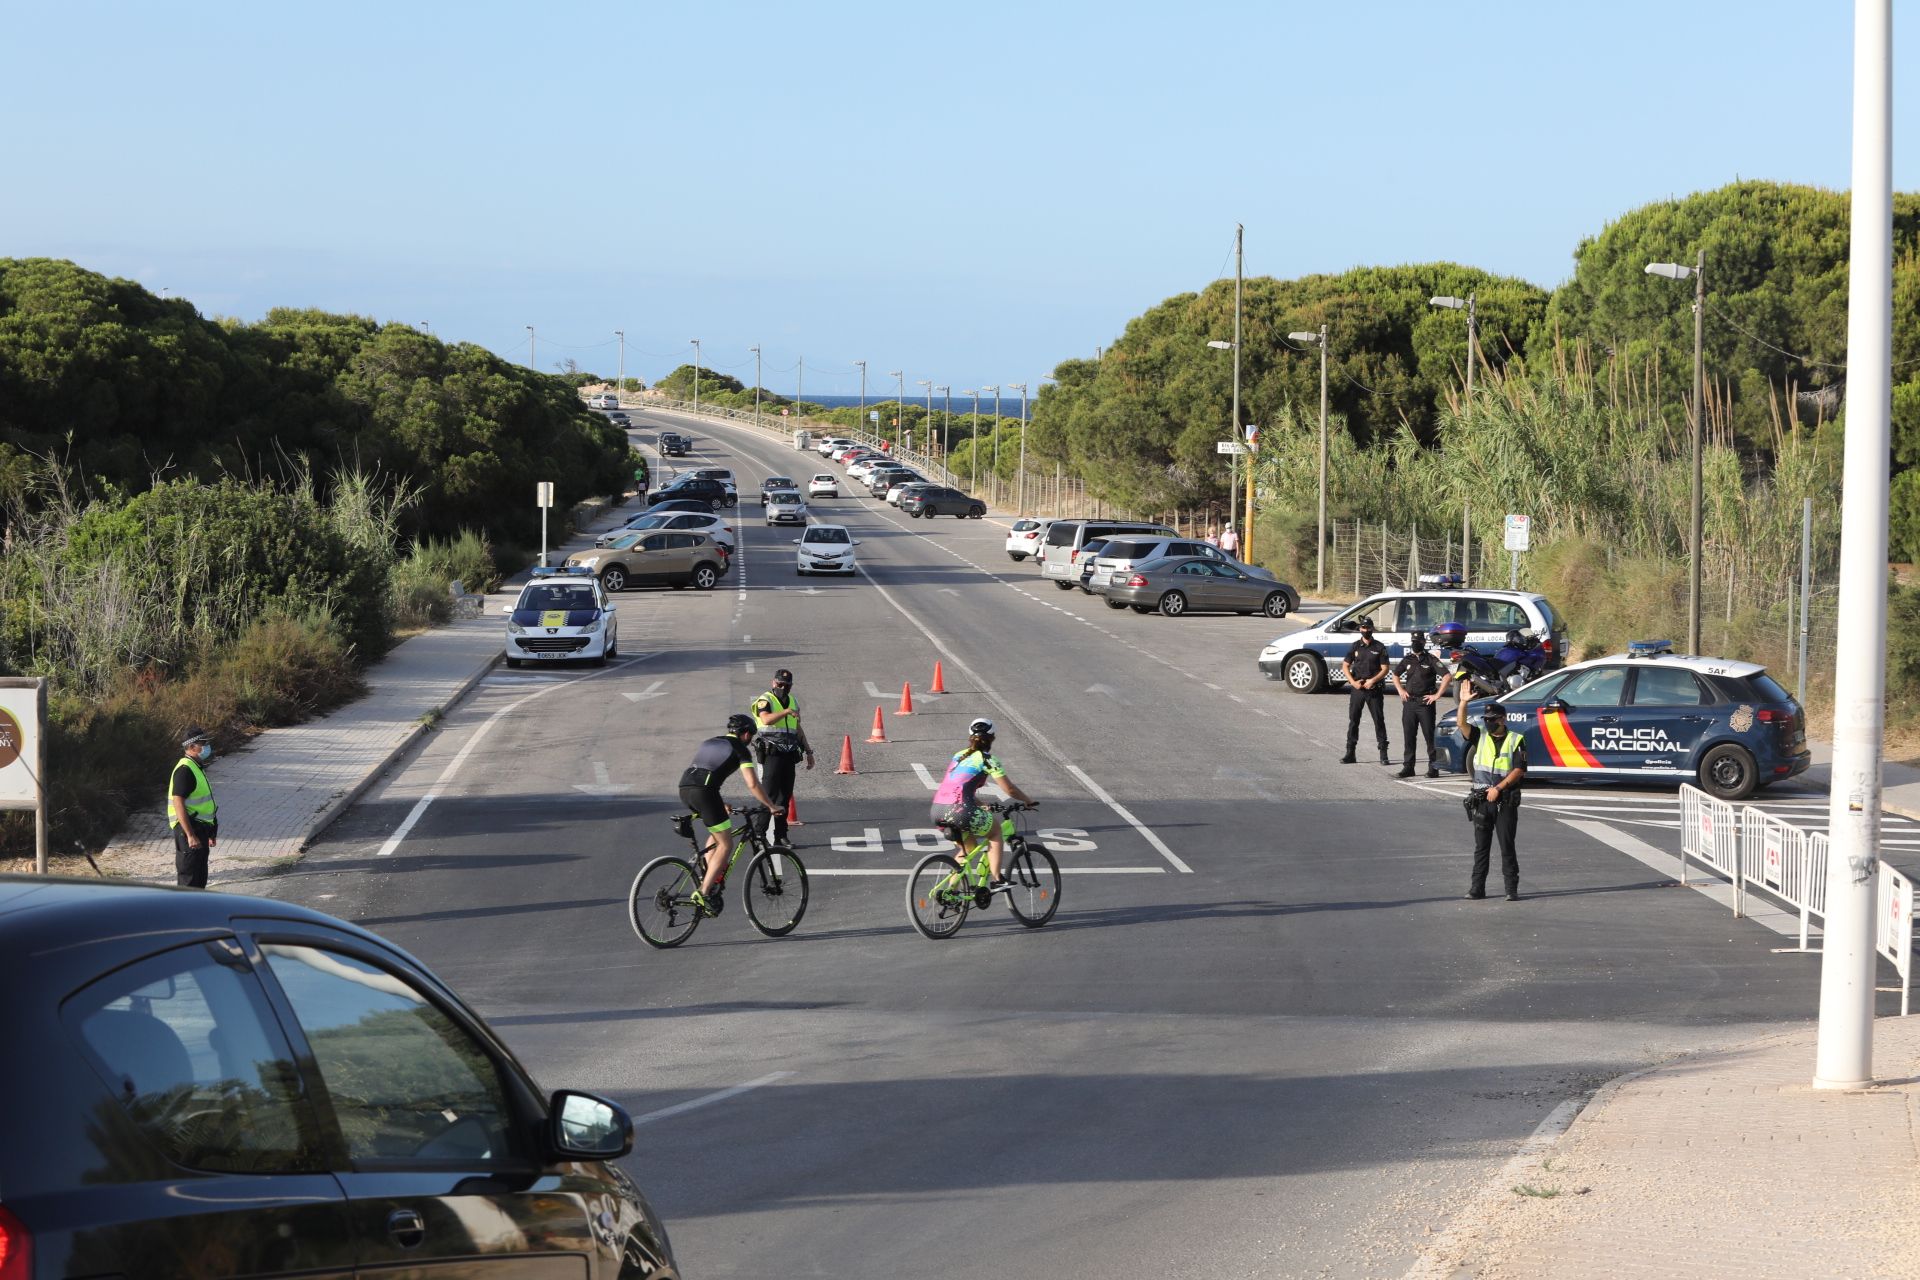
left=1091, top=571, right=1111, bottom=586
left=533, top=650, right=567, bottom=659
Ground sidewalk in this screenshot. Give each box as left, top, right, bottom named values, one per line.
left=96, top=500, right=630, bottom=884
left=1418, top=1017, right=1920, bottom=1279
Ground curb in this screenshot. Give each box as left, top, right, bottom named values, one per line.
left=297, top=648, right=501, bottom=852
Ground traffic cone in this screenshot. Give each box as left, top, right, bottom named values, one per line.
left=930, top=660, right=947, bottom=694
left=895, top=682, right=915, bottom=715
left=786, top=794, right=804, bottom=827
left=835, top=734, right=858, bottom=774
left=866, top=707, right=889, bottom=743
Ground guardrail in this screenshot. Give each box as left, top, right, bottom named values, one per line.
left=1680, top=783, right=1911, bottom=1013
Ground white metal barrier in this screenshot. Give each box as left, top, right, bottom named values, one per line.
left=1678, top=783, right=1910, bottom=1014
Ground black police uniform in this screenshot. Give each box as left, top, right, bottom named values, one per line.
left=1342, top=635, right=1391, bottom=763
left=1393, top=645, right=1445, bottom=776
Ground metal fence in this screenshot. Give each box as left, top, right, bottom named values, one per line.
left=1680, top=783, right=1911, bottom=1014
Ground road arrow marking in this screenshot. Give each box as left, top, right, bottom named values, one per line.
left=572, top=760, right=635, bottom=795
left=622, top=681, right=668, bottom=703
left=863, top=681, right=885, bottom=699
left=1084, top=683, right=1120, bottom=700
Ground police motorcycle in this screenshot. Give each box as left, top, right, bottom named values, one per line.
left=1430, top=621, right=1507, bottom=700
left=1494, top=629, right=1549, bottom=691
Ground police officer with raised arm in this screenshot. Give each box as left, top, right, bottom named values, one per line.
left=1457, top=701, right=1527, bottom=901
left=750, top=668, right=813, bottom=845
left=1339, top=616, right=1391, bottom=765
left=1390, top=628, right=1445, bottom=778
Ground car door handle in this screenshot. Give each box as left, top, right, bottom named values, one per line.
left=1679, top=715, right=1708, bottom=723
left=1591, top=715, right=1619, bottom=724
left=388, top=1208, right=427, bottom=1250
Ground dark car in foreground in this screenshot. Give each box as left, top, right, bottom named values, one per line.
left=899, top=485, right=986, bottom=519
left=1101, top=555, right=1298, bottom=618
left=0, top=877, right=678, bottom=1278
left=1434, top=643, right=1810, bottom=801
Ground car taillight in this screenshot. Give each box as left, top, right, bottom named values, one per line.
left=0, top=1204, right=31, bottom=1280
left=1542, top=636, right=1555, bottom=655
left=1126, top=574, right=1148, bottom=587
left=1756, top=709, right=1788, bottom=724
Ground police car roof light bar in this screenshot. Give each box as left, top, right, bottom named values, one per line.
left=1627, top=639, right=1674, bottom=658
left=1417, top=573, right=1464, bottom=589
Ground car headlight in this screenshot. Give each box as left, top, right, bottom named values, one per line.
left=580, top=616, right=603, bottom=634
left=507, top=620, right=526, bottom=635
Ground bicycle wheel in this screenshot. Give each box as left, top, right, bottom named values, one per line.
left=907, top=853, right=971, bottom=940
left=744, top=847, right=810, bottom=937
left=1004, top=841, right=1061, bottom=928
left=630, top=856, right=702, bottom=948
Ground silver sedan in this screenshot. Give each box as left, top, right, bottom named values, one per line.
left=1100, top=556, right=1299, bottom=619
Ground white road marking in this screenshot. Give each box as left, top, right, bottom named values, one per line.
left=1556, top=819, right=1800, bottom=937
left=745, top=661, right=756, bottom=673
left=911, top=762, right=938, bottom=790
left=863, top=680, right=885, bottom=699
left=630, top=1072, right=797, bottom=1128
left=622, top=680, right=668, bottom=702
left=809, top=866, right=1166, bottom=876
left=378, top=654, right=658, bottom=856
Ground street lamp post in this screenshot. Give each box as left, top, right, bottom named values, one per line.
left=526, top=325, right=535, bottom=370
left=916, top=380, right=932, bottom=459
left=750, top=345, right=762, bottom=426
left=690, top=339, right=702, bottom=414
left=1646, top=253, right=1708, bottom=655
left=891, top=370, right=905, bottom=451
left=982, top=385, right=999, bottom=502
left=1206, top=338, right=1238, bottom=529
left=615, top=330, right=624, bottom=396
left=964, top=389, right=979, bottom=491
left=1008, top=382, right=1029, bottom=515
left=854, top=360, right=868, bottom=441
left=1289, top=325, right=1330, bottom=592
left=938, top=386, right=951, bottom=476
left=1427, top=292, right=1477, bottom=407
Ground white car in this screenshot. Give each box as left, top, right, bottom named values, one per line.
left=817, top=436, right=853, bottom=456
left=765, top=491, right=808, bottom=525
left=885, top=478, right=925, bottom=505
left=795, top=523, right=860, bottom=575
left=587, top=393, right=619, bottom=410
left=846, top=456, right=891, bottom=481
left=503, top=569, right=616, bottom=667
left=1006, top=518, right=1052, bottom=561
left=808, top=474, right=839, bottom=498
left=597, top=511, right=736, bottom=550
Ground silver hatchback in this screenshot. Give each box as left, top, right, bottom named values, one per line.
left=1104, top=557, right=1299, bottom=619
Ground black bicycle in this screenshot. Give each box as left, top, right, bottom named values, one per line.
left=629, top=806, right=810, bottom=948
left=906, top=798, right=1061, bottom=939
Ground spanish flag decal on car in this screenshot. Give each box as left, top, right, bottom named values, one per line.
left=540, top=610, right=569, bottom=628
left=1538, top=708, right=1601, bottom=768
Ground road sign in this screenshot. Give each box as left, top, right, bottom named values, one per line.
left=1504, top=513, right=1531, bottom=551
left=0, top=678, right=47, bottom=874
left=536, top=482, right=555, bottom=509
left=1216, top=441, right=1249, bottom=455
left=869, top=411, right=880, bottom=422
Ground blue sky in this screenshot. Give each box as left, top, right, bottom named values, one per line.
left=1, top=1, right=1911, bottom=394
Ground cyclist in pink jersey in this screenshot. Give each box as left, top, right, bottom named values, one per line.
left=930, top=717, right=1037, bottom=889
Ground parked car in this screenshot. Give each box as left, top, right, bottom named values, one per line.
left=760, top=476, right=798, bottom=504
left=1104, top=556, right=1300, bottom=619
left=1005, top=518, right=1052, bottom=561
left=868, top=466, right=922, bottom=496
left=646, top=477, right=734, bottom=508
left=1038, top=519, right=1177, bottom=588
left=890, top=481, right=938, bottom=507
left=1435, top=642, right=1810, bottom=801
left=795, top=523, right=861, bottom=575
left=503, top=568, right=618, bottom=666
left=900, top=486, right=986, bottom=519
left=808, top=473, right=839, bottom=498
left=638, top=497, right=717, bottom=516
left=1074, top=538, right=1111, bottom=592
left=0, top=875, right=677, bottom=1279
left=1088, top=535, right=1274, bottom=591
left=816, top=436, right=854, bottom=456
left=847, top=456, right=890, bottom=482
left=1259, top=579, right=1566, bottom=693
left=765, top=490, right=808, bottom=525
left=884, top=477, right=926, bottom=505
left=597, top=512, right=735, bottom=550
left=567, top=530, right=730, bottom=592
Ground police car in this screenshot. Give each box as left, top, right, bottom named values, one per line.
left=1259, top=575, right=1566, bottom=693
left=1434, top=641, right=1809, bottom=801
left=502, top=567, right=617, bottom=668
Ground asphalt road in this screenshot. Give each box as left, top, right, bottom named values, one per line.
left=273, top=406, right=1874, bottom=1279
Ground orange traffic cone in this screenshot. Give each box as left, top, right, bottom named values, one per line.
left=785, top=794, right=804, bottom=827
left=895, top=682, right=915, bottom=715
left=866, top=707, right=889, bottom=743
left=835, top=734, right=858, bottom=773
left=930, top=660, right=947, bottom=694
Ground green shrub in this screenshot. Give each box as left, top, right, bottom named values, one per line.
left=218, top=612, right=364, bottom=726
left=409, top=528, right=498, bottom=593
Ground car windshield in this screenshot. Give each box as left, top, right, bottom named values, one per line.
left=517, top=583, right=596, bottom=612
left=772, top=492, right=801, bottom=504
left=766, top=477, right=794, bottom=487
left=804, top=527, right=851, bottom=545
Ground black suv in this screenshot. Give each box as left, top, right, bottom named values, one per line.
left=657, top=432, right=690, bottom=456
left=646, top=477, right=734, bottom=508
left=899, top=486, right=986, bottom=519
left=0, top=877, right=679, bottom=1278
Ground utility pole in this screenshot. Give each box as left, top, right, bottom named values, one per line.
left=938, top=386, right=951, bottom=471
left=690, top=339, right=701, bottom=414
left=892, top=370, right=905, bottom=451
left=750, top=345, right=762, bottom=426
left=1688, top=249, right=1706, bottom=655
left=983, top=385, right=999, bottom=498
left=1010, top=382, right=1029, bottom=516
left=615, top=330, right=625, bottom=395
left=526, top=325, right=534, bottom=370
left=1814, top=0, right=1892, bottom=1091
left=1231, top=223, right=1243, bottom=540
left=965, top=389, right=979, bottom=490
left=798, top=356, right=804, bottom=407
left=855, top=361, right=868, bottom=440
left=917, top=380, right=933, bottom=458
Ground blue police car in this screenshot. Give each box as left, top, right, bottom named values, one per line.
left=1433, top=641, right=1810, bottom=801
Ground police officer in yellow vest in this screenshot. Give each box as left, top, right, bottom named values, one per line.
left=1457, top=701, right=1527, bottom=901
left=168, top=727, right=219, bottom=888
left=750, top=669, right=813, bottom=846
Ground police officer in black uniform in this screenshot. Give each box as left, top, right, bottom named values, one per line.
left=1339, top=616, right=1392, bottom=765
left=1390, top=628, right=1445, bottom=778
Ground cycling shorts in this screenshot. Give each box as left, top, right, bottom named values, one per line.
left=932, top=801, right=992, bottom=841
left=680, top=784, right=736, bottom=835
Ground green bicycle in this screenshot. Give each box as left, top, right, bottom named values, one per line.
left=629, top=805, right=810, bottom=948
left=906, top=798, right=1061, bottom=940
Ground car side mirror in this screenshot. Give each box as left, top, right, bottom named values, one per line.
left=792, top=538, right=801, bottom=544
left=498, top=604, right=513, bottom=614
left=853, top=540, right=863, bottom=546
left=1544, top=699, right=1569, bottom=713
left=549, top=1089, right=632, bottom=1160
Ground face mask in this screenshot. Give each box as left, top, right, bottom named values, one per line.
left=196, top=745, right=215, bottom=763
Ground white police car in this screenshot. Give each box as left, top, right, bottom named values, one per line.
left=1435, top=641, right=1810, bottom=801
left=1258, top=575, right=1566, bottom=693
left=502, top=568, right=617, bottom=668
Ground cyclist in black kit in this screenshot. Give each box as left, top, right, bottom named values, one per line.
left=681, top=713, right=777, bottom=913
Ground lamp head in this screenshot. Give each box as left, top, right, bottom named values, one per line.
left=1428, top=296, right=1466, bottom=310
left=1287, top=331, right=1320, bottom=343
left=1206, top=340, right=1235, bottom=350
left=1644, top=262, right=1695, bottom=280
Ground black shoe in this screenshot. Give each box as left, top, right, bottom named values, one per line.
left=1504, top=891, right=1522, bottom=902
left=1396, top=767, right=1415, bottom=778
left=1339, top=753, right=1356, bottom=764
left=1462, top=891, right=1486, bottom=900
left=1426, top=768, right=1441, bottom=779
left=1380, top=754, right=1392, bottom=765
